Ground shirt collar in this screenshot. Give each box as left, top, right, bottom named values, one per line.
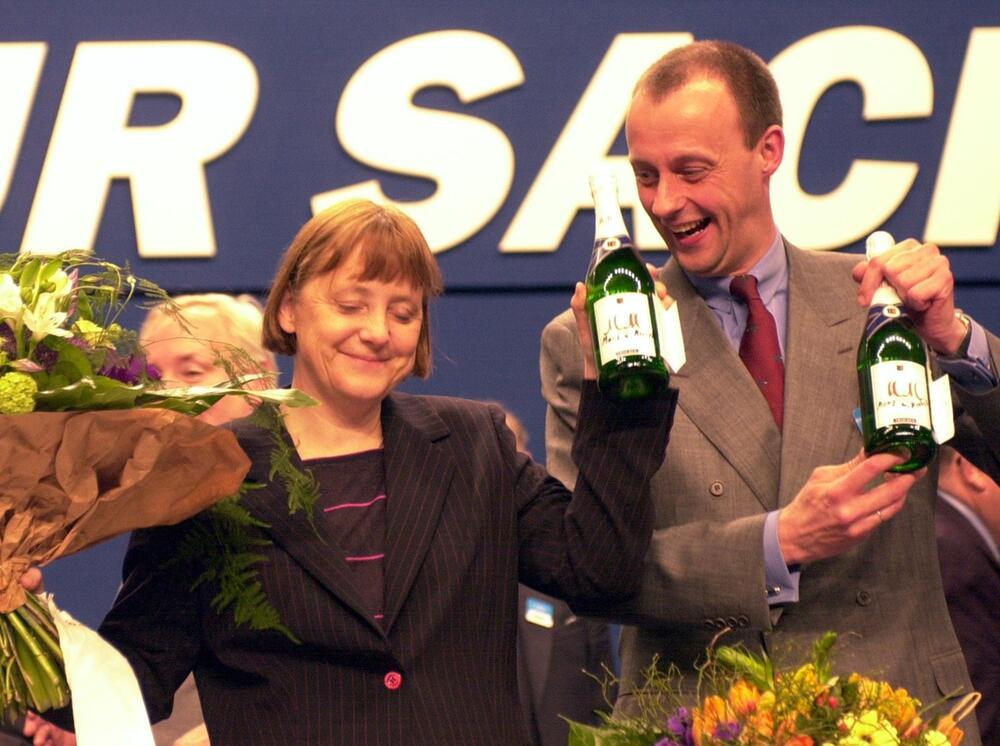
left=685, top=230, right=786, bottom=314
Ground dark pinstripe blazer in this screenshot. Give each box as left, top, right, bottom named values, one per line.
left=99, top=383, right=676, bottom=745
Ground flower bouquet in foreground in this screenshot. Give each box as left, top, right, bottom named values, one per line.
left=0, top=252, right=312, bottom=723
left=568, top=632, right=979, bottom=746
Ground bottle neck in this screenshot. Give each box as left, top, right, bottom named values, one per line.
left=590, top=179, right=629, bottom=243
left=871, top=283, right=902, bottom=308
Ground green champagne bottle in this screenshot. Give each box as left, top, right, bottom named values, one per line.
left=585, top=171, right=669, bottom=401
left=856, top=230, right=936, bottom=472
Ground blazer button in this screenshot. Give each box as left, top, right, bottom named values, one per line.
left=855, top=590, right=872, bottom=607
left=384, top=671, right=403, bottom=690
left=709, top=481, right=725, bottom=497
left=736, top=615, right=750, bottom=628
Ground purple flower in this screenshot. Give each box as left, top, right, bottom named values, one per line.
left=0, top=323, right=15, bottom=356
left=665, top=707, right=694, bottom=746
left=32, top=341, right=59, bottom=372
left=100, top=352, right=151, bottom=385
left=711, top=720, right=743, bottom=742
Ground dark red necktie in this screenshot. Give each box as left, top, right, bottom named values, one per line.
left=730, top=275, right=784, bottom=429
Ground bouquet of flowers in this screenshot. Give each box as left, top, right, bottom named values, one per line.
left=0, top=252, right=311, bottom=723
left=568, top=632, right=979, bottom=746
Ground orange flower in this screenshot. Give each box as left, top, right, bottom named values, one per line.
left=728, top=679, right=762, bottom=716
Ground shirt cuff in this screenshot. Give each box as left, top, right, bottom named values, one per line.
left=763, top=510, right=800, bottom=605
left=936, top=321, right=998, bottom=394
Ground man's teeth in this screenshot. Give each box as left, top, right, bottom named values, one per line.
left=674, top=218, right=709, bottom=237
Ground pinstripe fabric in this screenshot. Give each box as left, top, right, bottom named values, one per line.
left=98, top=382, right=676, bottom=745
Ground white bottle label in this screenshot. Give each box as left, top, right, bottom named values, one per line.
left=593, top=292, right=656, bottom=363
left=870, top=360, right=932, bottom=430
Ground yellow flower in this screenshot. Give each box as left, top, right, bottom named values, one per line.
left=840, top=710, right=899, bottom=745
left=0, top=371, right=38, bottom=413
left=693, top=695, right=733, bottom=745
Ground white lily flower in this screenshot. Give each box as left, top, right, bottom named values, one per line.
left=22, top=291, right=72, bottom=341
left=0, top=274, right=23, bottom=322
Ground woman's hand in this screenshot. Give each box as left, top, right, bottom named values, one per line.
left=571, top=268, right=673, bottom=382
left=570, top=283, right=598, bottom=381
left=20, top=567, right=43, bottom=594
left=23, top=712, right=76, bottom=746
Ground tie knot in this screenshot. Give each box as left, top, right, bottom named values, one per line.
left=730, top=275, right=761, bottom=303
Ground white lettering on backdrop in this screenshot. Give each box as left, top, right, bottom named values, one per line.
left=0, top=26, right=997, bottom=257
left=20, top=41, right=258, bottom=257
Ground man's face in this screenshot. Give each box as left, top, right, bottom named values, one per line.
left=626, top=76, right=783, bottom=277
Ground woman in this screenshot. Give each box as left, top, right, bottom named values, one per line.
left=37, top=199, right=677, bottom=745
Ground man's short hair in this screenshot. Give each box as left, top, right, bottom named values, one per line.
left=634, top=40, right=782, bottom=149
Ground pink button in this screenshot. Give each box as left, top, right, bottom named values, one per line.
left=384, top=671, right=402, bottom=690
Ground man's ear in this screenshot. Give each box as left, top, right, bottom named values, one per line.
left=958, top=455, right=991, bottom=495
left=759, top=124, right=784, bottom=177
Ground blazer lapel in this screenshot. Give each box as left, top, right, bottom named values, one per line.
left=662, top=261, right=781, bottom=511
left=379, top=392, right=455, bottom=632
left=778, top=243, right=866, bottom=506
left=238, top=431, right=378, bottom=630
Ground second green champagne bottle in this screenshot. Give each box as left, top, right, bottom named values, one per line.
left=856, top=230, right=936, bottom=472
left=585, top=171, right=669, bottom=401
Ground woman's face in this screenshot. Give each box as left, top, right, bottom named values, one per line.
left=142, top=314, right=259, bottom=426
left=278, top=251, right=424, bottom=413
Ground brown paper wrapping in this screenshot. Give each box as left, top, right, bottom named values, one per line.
left=0, top=409, right=251, bottom=612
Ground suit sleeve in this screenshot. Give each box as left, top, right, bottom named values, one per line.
left=98, top=523, right=203, bottom=724
left=949, top=326, right=1000, bottom=482
left=516, top=345, right=676, bottom=604
left=541, top=312, right=774, bottom=630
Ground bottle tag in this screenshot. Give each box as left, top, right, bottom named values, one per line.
left=655, top=299, right=686, bottom=373
left=592, top=293, right=657, bottom=362
left=929, top=373, right=955, bottom=444
left=869, top=360, right=932, bottom=430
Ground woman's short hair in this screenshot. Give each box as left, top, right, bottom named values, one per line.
left=141, top=293, right=277, bottom=371
left=262, top=199, right=444, bottom=378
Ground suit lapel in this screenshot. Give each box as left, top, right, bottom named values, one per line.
left=238, top=431, right=378, bottom=630
left=379, top=392, right=455, bottom=632
left=778, top=244, right=865, bottom=506
left=663, top=261, right=781, bottom=511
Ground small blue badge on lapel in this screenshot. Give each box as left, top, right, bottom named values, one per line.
left=524, top=597, right=555, bottom=628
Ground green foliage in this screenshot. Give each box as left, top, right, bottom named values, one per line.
left=170, top=486, right=299, bottom=644
left=253, top=402, right=322, bottom=530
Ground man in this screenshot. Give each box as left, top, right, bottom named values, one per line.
left=936, top=445, right=1000, bottom=743
left=541, top=40, right=1000, bottom=743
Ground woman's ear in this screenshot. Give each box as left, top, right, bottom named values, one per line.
left=277, top=294, right=296, bottom=335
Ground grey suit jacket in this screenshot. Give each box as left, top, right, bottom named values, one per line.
left=100, top=385, right=676, bottom=745
left=541, top=242, right=1000, bottom=744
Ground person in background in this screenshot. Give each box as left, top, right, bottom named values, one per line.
left=141, top=294, right=280, bottom=746
left=936, top=445, right=1000, bottom=744
left=28, top=198, right=677, bottom=745
left=23, top=293, right=280, bottom=746
left=488, top=402, right=615, bottom=746
left=540, top=39, right=999, bottom=744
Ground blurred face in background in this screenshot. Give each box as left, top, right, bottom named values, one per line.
left=142, top=309, right=274, bottom=426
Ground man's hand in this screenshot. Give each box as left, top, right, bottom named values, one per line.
left=570, top=268, right=674, bottom=382
left=852, top=238, right=968, bottom=356
left=778, top=450, right=923, bottom=565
